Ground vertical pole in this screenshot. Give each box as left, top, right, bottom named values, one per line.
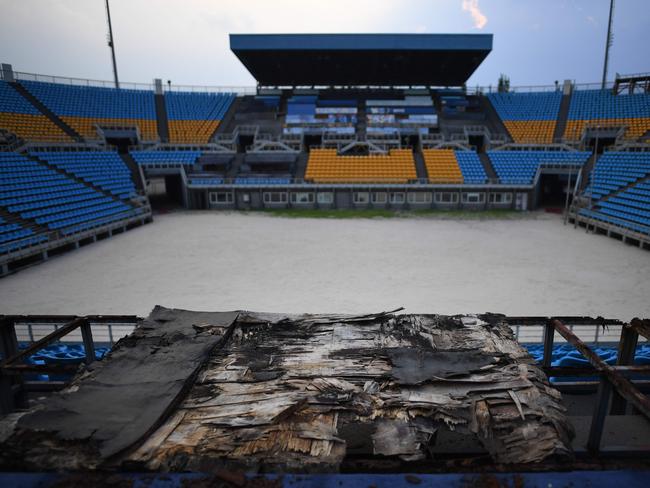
left=601, top=0, right=615, bottom=90
left=80, top=319, right=96, bottom=365
left=105, top=0, right=120, bottom=89
left=587, top=375, right=613, bottom=455
left=542, top=321, right=555, bottom=368
left=564, top=166, right=572, bottom=225
left=0, top=317, right=20, bottom=414
left=610, top=325, right=639, bottom=415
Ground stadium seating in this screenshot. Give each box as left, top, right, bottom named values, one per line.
left=564, top=89, right=650, bottom=141
left=583, top=152, right=650, bottom=200
left=20, top=81, right=158, bottom=141
left=0, top=215, right=46, bottom=254
left=165, top=91, right=236, bottom=143
left=305, top=149, right=416, bottom=183
left=31, top=151, right=137, bottom=199
left=130, top=150, right=201, bottom=168
left=487, top=91, right=562, bottom=144
left=422, top=149, right=463, bottom=183
left=487, top=150, right=590, bottom=184
left=0, top=80, right=71, bottom=141
left=455, top=151, right=488, bottom=184
left=0, top=153, right=142, bottom=237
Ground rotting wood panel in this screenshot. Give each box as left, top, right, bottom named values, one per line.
left=0, top=308, right=574, bottom=472
left=124, top=309, right=574, bottom=471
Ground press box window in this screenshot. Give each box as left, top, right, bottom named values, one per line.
left=434, top=192, right=459, bottom=203
left=290, top=192, right=314, bottom=204
left=317, top=192, right=334, bottom=204
left=407, top=192, right=432, bottom=204
left=354, top=192, right=370, bottom=204
left=263, top=192, right=288, bottom=204
left=461, top=192, right=485, bottom=203
left=209, top=192, right=233, bottom=204
left=489, top=193, right=513, bottom=204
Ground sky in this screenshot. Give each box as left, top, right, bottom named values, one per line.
left=0, top=0, right=647, bottom=89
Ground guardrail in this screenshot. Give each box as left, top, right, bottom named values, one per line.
left=3, top=68, right=641, bottom=95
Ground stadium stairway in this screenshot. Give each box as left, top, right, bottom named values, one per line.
left=413, top=150, right=428, bottom=180
left=26, top=154, right=138, bottom=207
left=154, top=93, right=170, bottom=143
left=553, top=93, right=572, bottom=142
left=9, top=82, right=84, bottom=142
left=226, top=153, right=246, bottom=179
left=480, top=95, right=512, bottom=141
left=478, top=152, right=498, bottom=181
left=578, top=152, right=598, bottom=192
left=294, top=152, right=309, bottom=181
left=0, top=206, right=50, bottom=238
left=214, top=97, right=242, bottom=135
left=119, top=153, right=146, bottom=192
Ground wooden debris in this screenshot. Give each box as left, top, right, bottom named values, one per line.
left=0, top=308, right=574, bottom=472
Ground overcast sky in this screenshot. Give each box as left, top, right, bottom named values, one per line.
left=0, top=0, right=647, bottom=88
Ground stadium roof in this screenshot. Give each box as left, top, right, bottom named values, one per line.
left=230, top=34, right=492, bottom=87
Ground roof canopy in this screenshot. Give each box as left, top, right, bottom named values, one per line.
left=230, top=34, right=492, bottom=87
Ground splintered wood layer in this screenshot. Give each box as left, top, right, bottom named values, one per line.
left=128, top=313, right=573, bottom=471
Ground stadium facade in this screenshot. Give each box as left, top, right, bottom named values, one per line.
left=1, top=33, right=650, bottom=276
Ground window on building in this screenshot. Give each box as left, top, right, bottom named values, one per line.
left=434, top=192, right=459, bottom=203
left=390, top=192, right=405, bottom=204
left=372, top=192, right=387, bottom=204
left=461, top=192, right=485, bottom=204
left=317, top=192, right=334, bottom=204
left=489, top=192, right=513, bottom=204
left=209, top=192, right=233, bottom=204
left=407, top=192, right=432, bottom=204
left=263, top=192, right=288, bottom=204
left=290, top=192, right=314, bottom=204
left=354, top=192, right=370, bottom=204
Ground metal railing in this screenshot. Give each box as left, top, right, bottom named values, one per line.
left=2, top=68, right=642, bottom=96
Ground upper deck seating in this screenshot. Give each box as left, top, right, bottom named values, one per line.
left=20, top=80, right=158, bottom=141
left=487, top=91, right=562, bottom=144
left=0, top=80, right=71, bottom=141
left=165, top=91, right=236, bottom=143
left=564, top=89, right=650, bottom=141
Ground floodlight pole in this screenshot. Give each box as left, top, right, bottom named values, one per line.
left=105, top=0, right=120, bottom=89
left=601, top=0, right=615, bottom=90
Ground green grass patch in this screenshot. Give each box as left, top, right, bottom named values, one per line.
left=249, top=208, right=527, bottom=220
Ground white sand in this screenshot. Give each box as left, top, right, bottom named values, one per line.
left=1, top=211, right=648, bottom=319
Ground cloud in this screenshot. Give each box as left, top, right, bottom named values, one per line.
left=462, top=0, right=487, bottom=29
left=586, top=15, right=597, bottom=27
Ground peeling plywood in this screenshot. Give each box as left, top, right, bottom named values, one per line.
left=0, top=308, right=574, bottom=472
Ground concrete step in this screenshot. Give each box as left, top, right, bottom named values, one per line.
left=554, top=93, right=572, bottom=142
left=479, top=95, right=511, bottom=142
left=119, top=152, right=146, bottom=192
left=413, top=150, right=428, bottom=180
left=154, top=93, right=170, bottom=143
left=478, top=153, right=498, bottom=180
left=294, top=152, right=309, bottom=180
